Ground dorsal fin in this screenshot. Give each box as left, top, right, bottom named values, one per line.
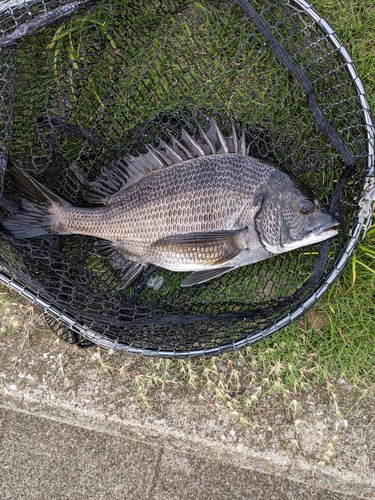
left=205, top=119, right=229, bottom=154
left=168, top=134, right=194, bottom=160
left=238, top=128, right=248, bottom=155
left=179, top=128, right=206, bottom=157
left=144, top=147, right=167, bottom=169
left=196, top=124, right=216, bottom=154
left=226, top=120, right=239, bottom=153
left=157, top=139, right=185, bottom=163
left=83, top=156, right=151, bottom=204
left=83, top=118, right=248, bottom=205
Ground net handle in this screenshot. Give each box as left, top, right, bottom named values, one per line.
left=234, top=0, right=356, bottom=172
left=0, top=0, right=95, bottom=48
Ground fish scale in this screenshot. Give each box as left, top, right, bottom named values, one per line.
left=61, top=155, right=262, bottom=257
left=1, top=119, right=339, bottom=287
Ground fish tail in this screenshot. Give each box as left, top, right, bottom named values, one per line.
left=1, top=161, right=69, bottom=238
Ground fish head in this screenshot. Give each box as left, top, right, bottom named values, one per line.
left=255, top=170, right=339, bottom=254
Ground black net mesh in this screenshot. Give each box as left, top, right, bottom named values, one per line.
left=0, top=0, right=373, bottom=357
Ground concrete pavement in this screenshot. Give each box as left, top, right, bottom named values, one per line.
left=0, top=304, right=374, bottom=499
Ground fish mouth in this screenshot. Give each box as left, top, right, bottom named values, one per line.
left=281, top=221, right=338, bottom=252
left=312, top=219, right=339, bottom=236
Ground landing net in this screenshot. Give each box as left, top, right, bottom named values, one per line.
left=0, top=0, right=373, bottom=357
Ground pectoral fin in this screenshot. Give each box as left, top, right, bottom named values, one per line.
left=181, top=267, right=235, bottom=287
left=152, top=228, right=248, bottom=266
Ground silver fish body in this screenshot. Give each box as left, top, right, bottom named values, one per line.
left=1, top=120, right=338, bottom=286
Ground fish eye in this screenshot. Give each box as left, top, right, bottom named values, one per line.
left=299, top=198, right=315, bottom=215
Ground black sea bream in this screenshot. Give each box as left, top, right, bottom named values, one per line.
left=1, top=119, right=338, bottom=287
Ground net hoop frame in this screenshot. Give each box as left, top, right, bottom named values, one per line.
left=0, top=0, right=374, bottom=358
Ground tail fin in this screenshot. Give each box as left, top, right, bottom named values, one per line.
left=1, top=161, right=69, bottom=238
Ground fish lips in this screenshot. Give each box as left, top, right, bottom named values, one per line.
left=281, top=218, right=339, bottom=252
left=312, top=218, right=339, bottom=236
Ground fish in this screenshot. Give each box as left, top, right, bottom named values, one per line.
left=0, top=119, right=338, bottom=287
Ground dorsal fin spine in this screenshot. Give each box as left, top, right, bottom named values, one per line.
left=197, top=124, right=216, bottom=154
left=239, top=129, right=247, bottom=155
left=158, top=139, right=185, bottom=163
left=146, top=146, right=167, bottom=168
left=128, top=157, right=149, bottom=176
left=169, top=134, right=194, bottom=160
left=137, top=152, right=158, bottom=171
left=181, top=129, right=205, bottom=157
left=211, top=118, right=229, bottom=154
left=231, top=120, right=239, bottom=154
left=148, top=144, right=173, bottom=166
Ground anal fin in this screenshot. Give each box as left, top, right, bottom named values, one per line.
left=94, top=239, right=147, bottom=289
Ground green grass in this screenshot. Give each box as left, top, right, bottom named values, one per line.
left=0, top=289, right=26, bottom=338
